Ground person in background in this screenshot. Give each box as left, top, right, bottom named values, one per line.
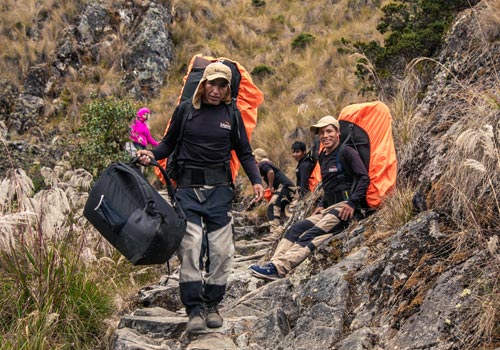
left=137, top=62, right=264, bottom=333
left=249, top=115, right=369, bottom=280
left=291, top=141, right=316, bottom=198
left=129, top=107, right=159, bottom=151
left=253, top=148, right=295, bottom=233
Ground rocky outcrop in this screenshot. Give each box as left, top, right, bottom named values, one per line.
left=0, top=1, right=174, bottom=176
left=399, top=0, right=500, bottom=187
left=112, top=207, right=495, bottom=349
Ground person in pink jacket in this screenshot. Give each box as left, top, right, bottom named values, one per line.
left=129, top=107, right=159, bottom=150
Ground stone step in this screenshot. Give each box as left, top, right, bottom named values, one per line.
left=118, top=313, right=260, bottom=338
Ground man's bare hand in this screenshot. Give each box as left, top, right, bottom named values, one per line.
left=338, top=203, right=354, bottom=221
left=253, top=184, right=264, bottom=202
left=313, top=206, right=324, bottom=214
left=136, top=150, right=154, bottom=166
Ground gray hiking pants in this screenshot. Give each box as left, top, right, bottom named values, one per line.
left=175, top=185, right=234, bottom=316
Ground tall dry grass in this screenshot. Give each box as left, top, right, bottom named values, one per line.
left=0, top=124, right=166, bottom=348
left=0, top=0, right=78, bottom=85
left=382, top=4, right=500, bottom=344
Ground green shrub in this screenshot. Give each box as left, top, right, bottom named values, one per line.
left=74, top=98, right=134, bottom=177
left=348, top=0, right=480, bottom=95
left=251, top=64, right=275, bottom=78
left=252, top=0, right=266, bottom=7
left=291, top=33, right=315, bottom=49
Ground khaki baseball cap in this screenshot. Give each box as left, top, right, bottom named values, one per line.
left=203, top=62, right=232, bottom=82
left=252, top=148, right=268, bottom=162
left=310, top=115, right=340, bottom=133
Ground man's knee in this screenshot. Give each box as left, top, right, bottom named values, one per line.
left=284, top=219, right=314, bottom=241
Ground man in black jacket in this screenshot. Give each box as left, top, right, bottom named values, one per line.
left=291, top=141, right=316, bottom=197
left=249, top=115, right=369, bottom=280
left=138, top=62, right=264, bottom=332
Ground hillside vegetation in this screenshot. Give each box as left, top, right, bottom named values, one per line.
left=0, top=0, right=499, bottom=349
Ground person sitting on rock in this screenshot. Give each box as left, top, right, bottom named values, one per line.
left=253, top=148, right=295, bottom=233
left=249, top=115, right=369, bottom=280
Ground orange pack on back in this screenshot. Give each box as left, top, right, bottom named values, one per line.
left=155, top=54, right=264, bottom=183
left=338, top=101, right=397, bottom=208
left=308, top=162, right=321, bottom=192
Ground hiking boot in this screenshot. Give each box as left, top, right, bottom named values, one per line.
left=205, top=305, right=223, bottom=328
left=186, top=313, right=205, bottom=333
left=249, top=262, right=282, bottom=281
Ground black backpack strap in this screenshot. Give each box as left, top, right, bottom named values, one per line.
left=318, top=149, right=326, bottom=164
left=337, top=144, right=359, bottom=196
left=175, top=102, right=192, bottom=143
left=169, top=102, right=192, bottom=160
left=229, top=100, right=241, bottom=148
left=220, top=60, right=241, bottom=98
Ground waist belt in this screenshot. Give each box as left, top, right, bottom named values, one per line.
left=325, top=190, right=350, bottom=207
left=177, top=163, right=231, bottom=187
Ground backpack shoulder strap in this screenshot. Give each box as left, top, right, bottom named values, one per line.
left=229, top=100, right=241, bottom=148
left=173, top=101, right=194, bottom=144
left=318, top=149, right=325, bottom=164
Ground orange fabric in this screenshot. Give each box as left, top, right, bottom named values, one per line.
left=338, top=101, right=397, bottom=208
left=263, top=188, right=273, bottom=202
left=308, top=162, right=321, bottom=192
left=155, top=54, right=264, bottom=183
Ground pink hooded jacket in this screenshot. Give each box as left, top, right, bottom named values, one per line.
left=129, top=108, right=159, bottom=148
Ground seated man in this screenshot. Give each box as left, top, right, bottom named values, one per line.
left=253, top=148, right=295, bottom=231
left=249, top=116, right=369, bottom=280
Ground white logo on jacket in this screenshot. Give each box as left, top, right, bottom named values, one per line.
left=220, top=121, right=231, bottom=130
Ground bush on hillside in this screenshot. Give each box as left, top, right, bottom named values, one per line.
left=252, top=0, right=266, bottom=7
left=74, top=98, right=134, bottom=177
left=292, top=33, right=315, bottom=49
left=252, top=64, right=275, bottom=78
left=345, top=0, right=480, bottom=95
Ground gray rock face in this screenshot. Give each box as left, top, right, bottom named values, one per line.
left=0, top=1, right=175, bottom=176
left=10, top=94, right=45, bottom=133
left=399, top=1, right=500, bottom=188
left=120, top=4, right=174, bottom=99
left=0, top=79, right=18, bottom=119
left=78, top=4, right=111, bottom=45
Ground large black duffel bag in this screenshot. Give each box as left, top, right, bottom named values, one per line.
left=83, top=158, right=186, bottom=265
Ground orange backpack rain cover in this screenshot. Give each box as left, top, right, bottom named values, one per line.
left=308, top=162, right=321, bottom=192
left=338, top=101, right=397, bottom=208
left=155, top=54, right=264, bottom=183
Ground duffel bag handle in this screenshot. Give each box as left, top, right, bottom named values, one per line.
left=130, top=157, right=177, bottom=201
left=149, top=158, right=176, bottom=198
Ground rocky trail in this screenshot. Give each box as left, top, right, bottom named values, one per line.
left=110, top=198, right=495, bottom=350
left=112, top=206, right=289, bottom=350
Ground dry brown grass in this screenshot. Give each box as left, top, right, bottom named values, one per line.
left=162, top=0, right=383, bottom=175
left=371, top=183, right=416, bottom=234
left=0, top=0, right=75, bottom=85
